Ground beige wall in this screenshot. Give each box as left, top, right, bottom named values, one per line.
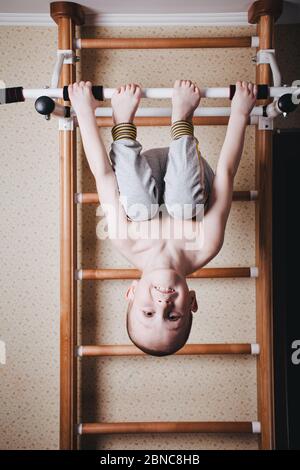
left=0, top=21, right=298, bottom=450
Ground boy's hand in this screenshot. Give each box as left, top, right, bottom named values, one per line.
left=68, top=81, right=100, bottom=116
left=231, top=81, right=257, bottom=117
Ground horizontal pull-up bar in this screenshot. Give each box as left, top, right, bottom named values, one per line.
left=75, top=267, right=258, bottom=280
left=75, top=36, right=259, bottom=50
left=75, top=191, right=258, bottom=204
left=77, top=421, right=261, bottom=435
left=77, top=343, right=260, bottom=357
left=3, top=85, right=298, bottom=104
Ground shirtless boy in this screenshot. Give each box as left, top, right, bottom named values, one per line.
left=68, top=79, right=257, bottom=356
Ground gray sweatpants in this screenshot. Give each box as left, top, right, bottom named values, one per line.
left=109, top=135, right=215, bottom=221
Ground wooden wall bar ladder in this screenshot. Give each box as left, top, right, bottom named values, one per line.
left=50, top=0, right=283, bottom=450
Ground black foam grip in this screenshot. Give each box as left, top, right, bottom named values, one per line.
left=229, top=84, right=269, bottom=100
left=64, top=106, right=71, bottom=118
left=0, top=87, right=25, bottom=105
left=63, top=85, right=104, bottom=101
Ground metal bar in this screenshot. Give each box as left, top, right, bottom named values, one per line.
left=22, top=86, right=297, bottom=100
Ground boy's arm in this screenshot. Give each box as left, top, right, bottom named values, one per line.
left=68, top=82, right=132, bottom=249
left=200, top=81, right=257, bottom=259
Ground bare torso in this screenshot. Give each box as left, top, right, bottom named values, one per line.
left=113, top=212, right=212, bottom=275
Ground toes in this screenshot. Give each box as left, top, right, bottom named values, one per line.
left=174, top=79, right=181, bottom=88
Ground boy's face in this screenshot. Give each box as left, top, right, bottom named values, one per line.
left=126, top=269, right=198, bottom=354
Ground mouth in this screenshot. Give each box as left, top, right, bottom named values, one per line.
left=154, top=285, right=176, bottom=294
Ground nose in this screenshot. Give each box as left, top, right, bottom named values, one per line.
left=155, top=297, right=173, bottom=307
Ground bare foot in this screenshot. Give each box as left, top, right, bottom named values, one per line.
left=111, top=83, right=142, bottom=125
left=171, top=80, right=201, bottom=124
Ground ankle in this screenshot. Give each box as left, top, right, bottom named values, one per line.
left=112, top=122, right=137, bottom=141
left=171, top=120, right=194, bottom=140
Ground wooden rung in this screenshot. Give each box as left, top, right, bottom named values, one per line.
left=76, top=267, right=258, bottom=280
left=95, top=116, right=231, bottom=127
left=75, top=37, right=256, bottom=50
left=75, top=190, right=258, bottom=204
left=77, top=343, right=260, bottom=357
left=78, top=421, right=261, bottom=435
left=232, top=190, right=258, bottom=201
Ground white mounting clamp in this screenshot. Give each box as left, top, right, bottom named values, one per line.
left=57, top=49, right=77, bottom=64
left=258, top=116, right=274, bottom=131
left=59, top=117, right=74, bottom=131
left=51, top=50, right=78, bottom=89
left=256, top=49, right=281, bottom=87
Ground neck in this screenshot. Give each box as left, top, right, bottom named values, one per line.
left=142, top=241, right=186, bottom=276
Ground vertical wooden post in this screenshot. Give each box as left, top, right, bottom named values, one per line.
left=248, top=0, right=283, bottom=450
left=50, top=2, right=85, bottom=450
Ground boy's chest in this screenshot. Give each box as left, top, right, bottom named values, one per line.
left=128, top=215, right=203, bottom=248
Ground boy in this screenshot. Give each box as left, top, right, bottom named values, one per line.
left=68, top=79, right=257, bottom=356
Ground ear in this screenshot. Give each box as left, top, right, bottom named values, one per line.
left=125, top=280, right=138, bottom=301
left=189, top=290, right=198, bottom=313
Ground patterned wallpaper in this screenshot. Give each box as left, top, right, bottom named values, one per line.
left=0, top=20, right=298, bottom=450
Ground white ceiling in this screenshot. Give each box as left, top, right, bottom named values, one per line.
left=0, top=0, right=299, bottom=23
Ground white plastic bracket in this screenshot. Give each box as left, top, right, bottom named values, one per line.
left=250, top=266, right=259, bottom=278
left=251, top=36, right=259, bottom=48
left=57, top=49, right=77, bottom=64
left=75, top=269, right=83, bottom=281
left=250, top=190, right=259, bottom=201
left=0, top=339, right=6, bottom=365
left=250, top=115, right=259, bottom=125
left=252, top=421, right=261, bottom=434
left=51, top=50, right=77, bottom=89
left=74, top=192, right=83, bottom=204
left=251, top=343, right=260, bottom=355
left=256, top=49, right=281, bottom=86
left=59, top=117, right=74, bottom=131
left=77, top=424, right=83, bottom=435
left=258, top=116, right=274, bottom=131
left=76, top=346, right=83, bottom=357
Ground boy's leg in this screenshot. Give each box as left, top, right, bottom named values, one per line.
left=164, top=120, right=214, bottom=219
left=109, top=122, right=159, bottom=221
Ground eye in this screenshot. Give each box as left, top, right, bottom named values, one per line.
left=168, top=312, right=180, bottom=321
left=142, top=311, right=154, bottom=317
